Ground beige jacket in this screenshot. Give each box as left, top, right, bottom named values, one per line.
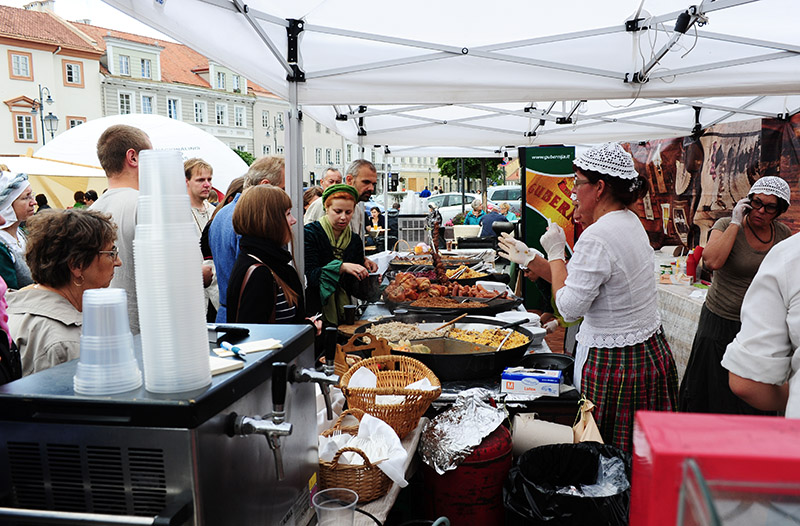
left=7, top=286, right=82, bottom=377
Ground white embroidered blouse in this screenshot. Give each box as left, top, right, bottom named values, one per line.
left=555, top=209, right=660, bottom=348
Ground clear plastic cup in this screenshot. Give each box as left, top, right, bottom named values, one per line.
left=138, top=150, right=187, bottom=197
left=137, top=196, right=194, bottom=226
left=312, top=488, right=358, bottom=526
left=74, top=288, right=142, bottom=395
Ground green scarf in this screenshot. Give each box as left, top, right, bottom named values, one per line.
left=319, top=216, right=352, bottom=324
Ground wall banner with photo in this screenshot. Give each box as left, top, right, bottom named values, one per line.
left=624, top=113, right=800, bottom=249
left=520, top=145, right=575, bottom=310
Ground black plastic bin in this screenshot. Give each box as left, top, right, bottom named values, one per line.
left=504, top=442, right=632, bottom=525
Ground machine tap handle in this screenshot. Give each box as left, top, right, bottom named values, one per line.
left=272, top=362, right=287, bottom=410
left=323, top=327, right=337, bottom=374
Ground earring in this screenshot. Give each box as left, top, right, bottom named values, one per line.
left=73, top=275, right=85, bottom=287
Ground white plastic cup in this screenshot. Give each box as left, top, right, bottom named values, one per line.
left=138, top=150, right=187, bottom=198
left=74, top=288, right=142, bottom=395
left=312, top=488, right=358, bottom=526
left=137, top=196, right=194, bottom=226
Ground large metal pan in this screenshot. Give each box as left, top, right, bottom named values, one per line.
left=355, top=314, right=534, bottom=381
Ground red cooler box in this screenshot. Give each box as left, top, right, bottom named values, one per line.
left=631, top=411, right=800, bottom=526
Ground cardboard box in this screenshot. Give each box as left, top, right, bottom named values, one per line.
left=501, top=367, right=561, bottom=397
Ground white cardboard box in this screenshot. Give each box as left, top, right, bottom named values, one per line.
left=501, top=367, right=562, bottom=397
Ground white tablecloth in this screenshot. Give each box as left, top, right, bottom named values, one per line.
left=657, top=282, right=705, bottom=383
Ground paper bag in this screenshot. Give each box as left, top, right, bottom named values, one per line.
left=573, top=398, right=604, bottom=443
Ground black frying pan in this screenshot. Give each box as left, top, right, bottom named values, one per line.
left=354, top=314, right=534, bottom=381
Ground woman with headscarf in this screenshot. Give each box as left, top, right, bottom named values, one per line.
left=463, top=198, right=485, bottom=226
left=680, top=176, right=792, bottom=414
left=305, top=184, right=370, bottom=326
left=7, top=209, right=121, bottom=376
left=0, top=172, right=36, bottom=289
left=512, top=143, right=678, bottom=452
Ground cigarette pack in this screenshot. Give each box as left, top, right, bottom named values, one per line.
left=501, top=367, right=562, bottom=397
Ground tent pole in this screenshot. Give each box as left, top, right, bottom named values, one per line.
left=287, top=85, right=305, bottom=279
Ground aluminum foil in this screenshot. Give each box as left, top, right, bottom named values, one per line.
left=418, top=388, right=506, bottom=474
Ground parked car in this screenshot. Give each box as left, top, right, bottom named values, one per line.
left=427, top=192, right=485, bottom=225
left=486, top=185, right=523, bottom=216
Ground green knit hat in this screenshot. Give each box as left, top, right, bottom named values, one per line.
left=322, top=183, right=359, bottom=208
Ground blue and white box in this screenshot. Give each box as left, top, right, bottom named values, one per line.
left=501, top=367, right=562, bottom=397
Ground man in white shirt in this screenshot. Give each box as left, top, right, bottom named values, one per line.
left=304, top=167, right=342, bottom=224
left=91, top=125, right=152, bottom=334
left=722, top=232, right=800, bottom=418
left=185, top=158, right=217, bottom=316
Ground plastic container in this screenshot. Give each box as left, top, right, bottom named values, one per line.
left=138, top=150, right=187, bottom=197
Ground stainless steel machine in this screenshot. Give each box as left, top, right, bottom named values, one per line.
left=0, top=324, right=331, bottom=526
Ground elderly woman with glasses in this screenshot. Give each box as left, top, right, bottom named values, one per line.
left=7, top=209, right=121, bottom=376
left=0, top=172, right=37, bottom=290
left=680, top=176, right=792, bottom=415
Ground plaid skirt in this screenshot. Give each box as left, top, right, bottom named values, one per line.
left=582, top=328, right=679, bottom=453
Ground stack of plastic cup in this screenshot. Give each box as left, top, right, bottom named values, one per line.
left=134, top=150, right=212, bottom=393
left=74, top=288, right=142, bottom=395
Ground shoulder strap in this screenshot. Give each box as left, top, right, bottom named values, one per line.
left=235, top=255, right=279, bottom=324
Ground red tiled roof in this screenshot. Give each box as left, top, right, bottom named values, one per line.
left=0, top=5, right=100, bottom=53
left=74, top=22, right=212, bottom=88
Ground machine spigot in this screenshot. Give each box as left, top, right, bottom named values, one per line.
left=289, top=328, right=340, bottom=421
left=227, top=362, right=293, bottom=480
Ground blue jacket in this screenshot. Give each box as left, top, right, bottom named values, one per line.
left=208, top=193, right=241, bottom=322
left=480, top=211, right=509, bottom=237
left=464, top=210, right=485, bottom=226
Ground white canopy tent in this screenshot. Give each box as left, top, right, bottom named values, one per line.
left=37, top=114, right=249, bottom=195
left=0, top=156, right=107, bottom=209
left=103, top=0, right=800, bottom=271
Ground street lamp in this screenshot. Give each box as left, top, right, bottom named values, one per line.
left=30, top=84, right=58, bottom=145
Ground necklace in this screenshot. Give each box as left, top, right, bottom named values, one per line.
left=746, top=217, right=774, bottom=244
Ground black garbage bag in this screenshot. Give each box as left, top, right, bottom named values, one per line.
left=504, top=442, right=631, bottom=525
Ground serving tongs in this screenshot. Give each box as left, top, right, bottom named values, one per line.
left=495, top=318, right=526, bottom=352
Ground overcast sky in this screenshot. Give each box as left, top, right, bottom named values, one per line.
left=2, top=0, right=170, bottom=40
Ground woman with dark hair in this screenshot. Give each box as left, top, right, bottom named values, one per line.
left=7, top=209, right=121, bottom=376
left=84, top=190, right=98, bottom=207
left=305, top=183, right=370, bottom=326
left=680, top=176, right=792, bottom=414
left=226, top=186, right=311, bottom=327
left=303, top=186, right=323, bottom=212
left=536, top=142, right=678, bottom=452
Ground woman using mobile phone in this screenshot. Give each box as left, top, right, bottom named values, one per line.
left=680, top=176, right=792, bottom=414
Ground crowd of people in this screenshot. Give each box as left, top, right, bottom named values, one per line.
left=0, top=130, right=797, bottom=453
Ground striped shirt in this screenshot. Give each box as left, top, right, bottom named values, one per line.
left=274, top=288, right=296, bottom=322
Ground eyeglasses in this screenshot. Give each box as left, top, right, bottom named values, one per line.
left=573, top=177, right=594, bottom=188
left=98, top=246, right=119, bottom=260
left=750, top=197, right=779, bottom=214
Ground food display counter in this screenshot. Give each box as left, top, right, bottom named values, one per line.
left=0, top=324, right=318, bottom=526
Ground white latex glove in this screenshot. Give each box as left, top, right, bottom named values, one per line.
left=498, top=232, right=541, bottom=267
left=731, top=197, right=751, bottom=226
left=540, top=224, right=567, bottom=261
left=543, top=319, right=559, bottom=334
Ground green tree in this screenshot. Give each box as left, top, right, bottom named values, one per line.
left=436, top=157, right=504, bottom=186
left=233, top=148, right=255, bottom=166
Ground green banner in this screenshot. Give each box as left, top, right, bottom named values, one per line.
left=520, top=146, right=576, bottom=311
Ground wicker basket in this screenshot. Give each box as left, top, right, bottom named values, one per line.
left=319, top=409, right=393, bottom=503
left=339, top=355, right=441, bottom=439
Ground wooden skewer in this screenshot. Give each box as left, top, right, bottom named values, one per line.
left=434, top=313, right=468, bottom=331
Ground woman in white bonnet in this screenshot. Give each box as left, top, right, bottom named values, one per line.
left=0, top=172, right=36, bottom=289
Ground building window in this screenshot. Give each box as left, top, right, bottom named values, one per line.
left=14, top=113, right=35, bottom=142
left=276, top=112, right=284, bottom=127
left=325, top=127, right=330, bottom=134
left=277, top=146, right=284, bottom=154
left=141, top=58, right=152, bottom=79
left=236, top=144, right=247, bottom=152
left=325, top=149, right=332, bottom=164
left=167, top=98, right=180, bottom=120
left=119, top=55, right=130, bottom=76
left=263, top=145, right=271, bottom=155
left=232, top=75, right=240, bottom=91
left=262, top=110, right=270, bottom=128
left=62, top=60, right=83, bottom=87
left=141, top=95, right=154, bottom=114
left=315, top=148, right=322, bottom=165
left=8, top=51, right=32, bottom=80
left=335, top=149, right=342, bottom=165
left=234, top=106, right=245, bottom=127
left=119, top=92, right=132, bottom=114
left=216, top=71, right=226, bottom=89
left=371, top=150, right=376, bottom=163
left=194, top=101, right=207, bottom=124
left=315, top=122, right=321, bottom=133
left=347, top=146, right=353, bottom=163
left=215, top=103, right=227, bottom=125
left=67, top=116, right=86, bottom=129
